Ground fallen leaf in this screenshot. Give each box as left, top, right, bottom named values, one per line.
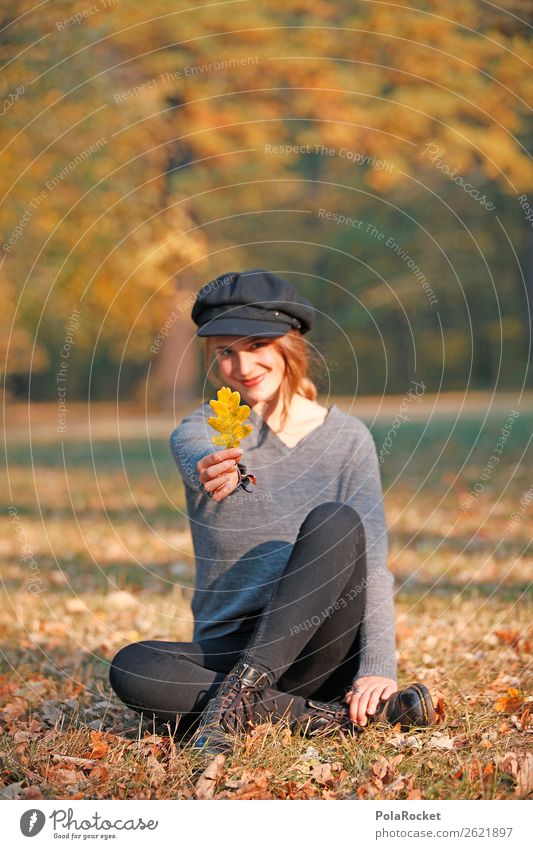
left=13, top=730, right=31, bottom=744
left=1, top=699, right=28, bottom=721
left=370, top=755, right=404, bottom=785
left=88, top=731, right=109, bottom=760
left=407, top=788, right=423, bottom=799
left=243, top=723, right=270, bottom=754
left=311, top=762, right=334, bottom=785
left=516, top=754, right=533, bottom=797
left=435, top=697, right=447, bottom=723
left=494, top=629, right=523, bottom=651
left=48, top=767, right=84, bottom=787
left=88, top=766, right=110, bottom=783
left=429, top=733, right=455, bottom=750
left=145, top=755, right=166, bottom=788
left=224, top=768, right=273, bottom=799
left=195, top=754, right=225, bottom=799
left=494, top=688, right=524, bottom=714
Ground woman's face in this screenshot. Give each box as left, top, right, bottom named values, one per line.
left=212, top=336, right=286, bottom=405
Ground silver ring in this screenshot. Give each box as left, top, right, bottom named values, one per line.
left=352, top=686, right=360, bottom=695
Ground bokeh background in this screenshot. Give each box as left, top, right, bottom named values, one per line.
left=1, top=0, right=532, bottom=800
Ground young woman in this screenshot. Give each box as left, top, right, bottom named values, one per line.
left=109, top=269, right=436, bottom=755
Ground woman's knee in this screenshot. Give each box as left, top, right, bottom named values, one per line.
left=109, top=639, right=207, bottom=704
left=303, top=501, right=365, bottom=541
left=109, top=642, right=146, bottom=700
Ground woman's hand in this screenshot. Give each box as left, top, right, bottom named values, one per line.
left=344, top=676, right=397, bottom=726
left=197, top=448, right=243, bottom=501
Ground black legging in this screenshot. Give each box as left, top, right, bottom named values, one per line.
left=109, top=502, right=367, bottom=735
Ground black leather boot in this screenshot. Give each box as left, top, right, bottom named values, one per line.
left=189, top=660, right=274, bottom=757
left=291, top=682, right=437, bottom=738
left=290, top=697, right=364, bottom=737
left=368, top=682, right=436, bottom=731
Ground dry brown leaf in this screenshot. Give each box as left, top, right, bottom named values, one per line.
left=88, top=766, right=110, bottom=783
left=322, top=788, right=339, bottom=799
left=13, top=730, right=31, bottom=744
left=282, top=781, right=316, bottom=800
left=311, top=762, right=334, bottom=785
left=370, top=755, right=404, bottom=786
left=48, top=767, right=84, bottom=787
left=407, top=788, right=423, bottom=799
left=1, top=699, right=28, bottom=721
left=224, top=769, right=255, bottom=790
left=385, top=776, right=407, bottom=795
left=429, top=732, right=455, bottom=750
left=145, top=755, right=166, bottom=788
left=281, top=780, right=307, bottom=799
left=494, top=688, right=524, bottom=714
left=435, top=697, right=447, bottom=723
left=357, top=783, right=376, bottom=799
left=516, top=753, right=533, bottom=797
left=195, top=754, right=225, bottom=799
left=243, top=723, right=270, bottom=754
left=498, top=752, right=533, bottom=797
left=88, top=730, right=109, bottom=760
left=227, top=769, right=273, bottom=799
left=519, top=703, right=533, bottom=730
left=469, top=758, right=495, bottom=786
left=497, top=752, right=518, bottom=779
left=495, top=628, right=520, bottom=644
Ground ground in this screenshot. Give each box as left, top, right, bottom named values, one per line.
left=1, top=395, right=531, bottom=800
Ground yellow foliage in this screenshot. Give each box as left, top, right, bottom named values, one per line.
left=207, top=387, right=253, bottom=448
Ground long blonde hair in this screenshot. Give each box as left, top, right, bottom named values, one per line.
left=204, top=329, right=320, bottom=431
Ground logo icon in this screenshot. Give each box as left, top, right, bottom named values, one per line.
left=20, top=809, right=46, bottom=837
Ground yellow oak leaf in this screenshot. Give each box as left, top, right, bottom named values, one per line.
left=207, top=386, right=253, bottom=448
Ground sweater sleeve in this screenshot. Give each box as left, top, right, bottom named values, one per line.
left=169, top=403, right=216, bottom=493
left=343, top=422, right=397, bottom=682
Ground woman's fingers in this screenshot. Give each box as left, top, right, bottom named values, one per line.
left=355, top=687, right=374, bottom=725
left=197, top=448, right=242, bottom=475
left=366, top=686, right=387, bottom=716
left=201, top=472, right=232, bottom=493
left=201, top=457, right=239, bottom=483
left=348, top=681, right=398, bottom=724
left=211, top=470, right=239, bottom=501
left=348, top=685, right=382, bottom=724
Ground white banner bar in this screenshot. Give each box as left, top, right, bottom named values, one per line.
left=3, top=799, right=531, bottom=848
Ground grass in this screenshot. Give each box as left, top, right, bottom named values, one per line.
left=1, top=402, right=531, bottom=799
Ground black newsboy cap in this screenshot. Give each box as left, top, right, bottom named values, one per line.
left=191, top=269, right=315, bottom=337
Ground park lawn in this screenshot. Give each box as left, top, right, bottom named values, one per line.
left=1, top=408, right=531, bottom=800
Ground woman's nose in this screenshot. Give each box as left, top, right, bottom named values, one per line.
left=233, top=351, right=255, bottom=377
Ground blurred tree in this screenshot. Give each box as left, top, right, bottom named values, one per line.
left=1, top=0, right=531, bottom=402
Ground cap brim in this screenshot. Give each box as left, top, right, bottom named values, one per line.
left=196, top=317, right=291, bottom=338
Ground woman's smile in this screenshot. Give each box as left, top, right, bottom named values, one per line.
left=240, top=373, right=266, bottom=387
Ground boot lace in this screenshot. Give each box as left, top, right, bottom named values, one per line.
left=218, top=676, right=266, bottom=733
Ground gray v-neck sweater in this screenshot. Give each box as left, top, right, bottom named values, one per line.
left=170, top=400, right=397, bottom=681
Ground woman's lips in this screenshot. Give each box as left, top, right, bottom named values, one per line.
left=240, top=373, right=265, bottom=387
